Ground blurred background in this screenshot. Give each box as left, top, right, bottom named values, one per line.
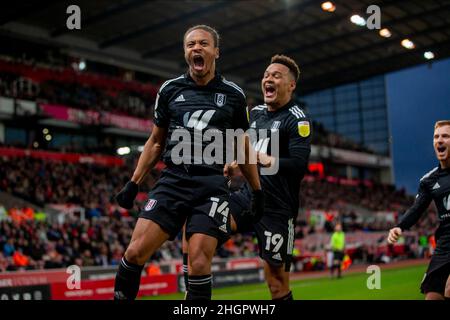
left=0, top=0, right=449, bottom=300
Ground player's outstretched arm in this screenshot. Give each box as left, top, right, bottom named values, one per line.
left=397, top=183, right=432, bottom=229
left=387, top=181, right=432, bottom=243
left=115, top=126, right=168, bottom=209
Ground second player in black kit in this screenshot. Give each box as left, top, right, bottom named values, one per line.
left=227, top=55, right=312, bottom=300
left=230, top=100, right=311, bottom=264
left=388, top=120, right=450, bottom=300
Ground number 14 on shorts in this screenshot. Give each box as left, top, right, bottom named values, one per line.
left=209, top=197, right=229, bottom=233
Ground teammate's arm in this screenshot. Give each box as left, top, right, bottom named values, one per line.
left=232, top=100, right=264, bottom=220
left=387, top=181, right=432, bottom=244
left=259, top=118, right=311, bottom=176
left=236, top=133, right=264, bottom=221
left=236, top=133, right=261, bottom=191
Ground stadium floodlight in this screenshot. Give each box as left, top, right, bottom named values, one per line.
left=321, top=1, right=336, bottom=12
left=117, top=146, right=131, bottom=155
left=45, top=134, right=52, bottom=141
left=42, top=128, right=49, bottom=134
left=137, top=145, right=145, bottom=152
left=379, top=28, right=392, bottom=38
left=33, top=142, right=39, bottom=148
left=78, top=60, right=86, bottom=71
left=424, top=51, right=435, bottom=60
left=350, top=15, right=366, bottom=26
left=401, top=39, right=415, bottom=49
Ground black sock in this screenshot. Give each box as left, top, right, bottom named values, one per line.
left=114, top=257, right=144, bottom=300
left=182, top=253, right=189, bottom=293
left=185, top=274, right=212, bottom=300
left=273, top=291, right=293, bottom=300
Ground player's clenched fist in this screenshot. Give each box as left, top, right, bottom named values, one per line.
left=387, top=227, right=402, bottom=244
left=115, top=181, right=138, bottom=209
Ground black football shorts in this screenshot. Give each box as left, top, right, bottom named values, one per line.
left=229, top=189, right=296, bottom=270
left=139, top=165, right=231, bottom=246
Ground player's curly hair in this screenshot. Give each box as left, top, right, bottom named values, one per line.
left=184, top=25, right=220, bottom=48
left=270, top=54, right=300, bottom=82
left=435, top=120, right=450, bottom=129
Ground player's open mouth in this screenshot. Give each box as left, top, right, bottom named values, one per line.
left=264, top=84, right=276, bottom=98
left=193, top=55, right=205, bottom=71
left=437, top=146, right=447, bottom=154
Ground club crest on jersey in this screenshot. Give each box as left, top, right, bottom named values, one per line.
left=214, top=93, right=226, bottom=107
left=298, top=121, right=310, bottom=137
left=144, top=199, right=157, bottom=211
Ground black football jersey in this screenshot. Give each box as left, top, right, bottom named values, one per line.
left=397, top=166, right=450, bottom=253
left=243, top=100, right=312, bottom=216
left=154, top=73, right=249, bottom=172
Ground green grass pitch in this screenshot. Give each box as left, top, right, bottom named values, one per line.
left=143, top=264, right=427, bottom=300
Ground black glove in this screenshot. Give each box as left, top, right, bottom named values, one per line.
left=250, top=189, right=265, bottom=222
left=115, top=181, right=138, bottom=209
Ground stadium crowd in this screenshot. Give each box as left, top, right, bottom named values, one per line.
left=0, top=61, right=156, bottom=119
left=0, top=156, right=156, bottom=209
left=0, top=155, right=436, bottom=271
left=0, top=214, right=183, bottom=272
left=0, top=41, right=435, bottom=272
left=0, top=49, right=376, bottom=154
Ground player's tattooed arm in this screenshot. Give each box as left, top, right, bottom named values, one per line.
left=131, top=126, right=168, bottom=185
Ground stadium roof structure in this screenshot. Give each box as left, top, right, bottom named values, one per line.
left=1, top=0, right=449, bottom=96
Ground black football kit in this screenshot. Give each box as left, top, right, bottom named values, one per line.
left=229, top=100, right=312, bottom=269
left=396, top=166, right=450, bottom=294
left=140, top=72, right=249, bottom=245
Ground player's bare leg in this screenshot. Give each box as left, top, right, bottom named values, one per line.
left=114, top=218, right=170, bottom=300
left=263, top=261, right=292, bottom=300
left=186, top=233, right=218, bottom=300
left=125, top=218, right=170, bottom=264
left=445, top=274, right=450, bottom=299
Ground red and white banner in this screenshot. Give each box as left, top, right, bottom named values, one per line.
left=0, top=270, right=68, bottom=288
left=50, top=274, right=177, bottom=300
left=0, top=147, right=124, bottom=167
left=40, top=104, right=100, bottom=125
left=226, top=258, right=262, bottom=270
left=40, top=104, right=153, bottom=132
